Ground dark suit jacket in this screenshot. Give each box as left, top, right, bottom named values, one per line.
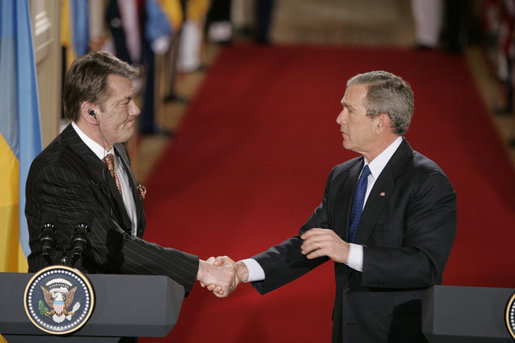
left=26, top=124, right=199, bottom=293
left=251, top=139, right=457, bottom=343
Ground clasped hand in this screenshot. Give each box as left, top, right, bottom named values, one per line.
left=199, top=256, right=248, bottom=298
left=197, top=257, right=239, bottom=298
left=200, top=228, right=349, bottom=298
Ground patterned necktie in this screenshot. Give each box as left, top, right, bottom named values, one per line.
left=348, top=165, right=371, bottom=243
left=103, top=154, right=122, bottom=195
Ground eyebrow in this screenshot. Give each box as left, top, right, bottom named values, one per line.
left=342, top=100, right=356, bottom=112
left=117, top=95, right=133, bottom=104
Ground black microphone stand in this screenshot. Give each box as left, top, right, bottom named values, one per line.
left=39, top=222, right=57, bottom=266
left=69, top=222, right=90, bottom=268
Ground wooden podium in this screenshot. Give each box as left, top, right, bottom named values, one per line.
left=0, top=272, right=184, bottom=342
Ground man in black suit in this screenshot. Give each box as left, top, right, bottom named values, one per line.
left=212, top=71, right=457, bottom=342
left=26, top=51, right=236, bottom=298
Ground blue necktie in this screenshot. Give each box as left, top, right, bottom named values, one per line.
left=348, top=165, right=371, bottom=243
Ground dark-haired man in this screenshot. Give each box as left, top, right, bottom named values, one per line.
left=26, top=51, right=236, bottom=302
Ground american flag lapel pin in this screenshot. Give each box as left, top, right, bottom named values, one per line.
left=379, top=192, right=386, bottom=197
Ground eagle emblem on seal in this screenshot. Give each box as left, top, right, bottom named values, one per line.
left=24, top=266, right=95, bottom=335
left=38, top=278, right=81, bottom=323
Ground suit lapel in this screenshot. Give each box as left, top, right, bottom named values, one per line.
left=104, top=169, right=133, bottom=233
left=333, top=159, right=363, bottom=240
left=61, top=125, right=133, bottom=233
left=114, top=143, right=146, bottom=235
left=354, top=139, right=412, bottom=244
left=61, top=124, right=105, bottom=183
left=355, top=170, right=395, bottom=244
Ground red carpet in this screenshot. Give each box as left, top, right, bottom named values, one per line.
left=141, top=44, right=515, bottom=342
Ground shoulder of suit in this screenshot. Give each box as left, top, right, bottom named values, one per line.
left=329, top=156, right=362, bottom=179
left=411, top=150, right=447, bottom=176
left=382, top=140, right=447, bottom=178
left=29, top=130, right=90, bottom=179
left=333, top=156, right=362, bottom=171
left=389, top=149, right=453, bottom=194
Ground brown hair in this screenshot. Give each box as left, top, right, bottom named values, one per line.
left=63, top=51, right=138, bottom=122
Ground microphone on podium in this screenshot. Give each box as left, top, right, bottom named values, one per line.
left=69, top=217, right=91, bottom=268
left=39, top=212, right=57, bottom=266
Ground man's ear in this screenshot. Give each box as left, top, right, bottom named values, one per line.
left=376, top=113, right=391, bottom=133
left=80, top=102, right=98, bottom=125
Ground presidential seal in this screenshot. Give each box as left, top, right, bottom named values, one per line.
left=507, top=292, right=515, bottom=340
left=24, top=265, right=95, bottom=335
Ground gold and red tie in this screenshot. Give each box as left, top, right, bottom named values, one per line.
left=103, top=153, right=122, bottom=195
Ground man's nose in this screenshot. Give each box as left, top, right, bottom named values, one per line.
left=336, top=110, right=345, bottom=125
left=131, top=101, right=141, bottom=116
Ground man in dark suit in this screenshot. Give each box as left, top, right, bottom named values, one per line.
left=26, top=51, right=236, bottom=298
left=212, top=71, right=457, bottom=342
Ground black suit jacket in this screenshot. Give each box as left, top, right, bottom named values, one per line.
left=251, top=139, right=457, bottom=343
left=26, top=124, right=199, bottom=292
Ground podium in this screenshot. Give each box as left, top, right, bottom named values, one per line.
left=422, top=285, right=514, bottom=343
left=0, top=272, right=184, bottom=342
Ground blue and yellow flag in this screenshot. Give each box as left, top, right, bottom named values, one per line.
left=70, top=0, right=89, bottom=57
left=0, top=0, right=42, bottom=273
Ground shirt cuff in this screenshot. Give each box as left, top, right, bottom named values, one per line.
left=240, top=258, right=265, bottom=282
left=346, top=243, right=363, bottom=272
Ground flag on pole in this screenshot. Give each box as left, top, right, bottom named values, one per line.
left=61, top=0, right=77, bottom=69
left=0, top=0, right=42, bottom=274
left=70, top=0, right=89, bottom=57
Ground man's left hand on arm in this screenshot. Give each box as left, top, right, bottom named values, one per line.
left=300, top=228, right=350, bottom=263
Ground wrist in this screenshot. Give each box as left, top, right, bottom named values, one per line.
left=196, top=260, right=209, bottom=281
left=236, top=261, right=249, bottom=283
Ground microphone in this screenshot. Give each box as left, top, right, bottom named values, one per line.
left=70, top=221, right=90, bottom=268
left=39, top=213, right=57, bottom=266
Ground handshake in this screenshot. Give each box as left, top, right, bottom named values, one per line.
left=194, top=228, right=350, bottom=297
left=196, top=256, right=247, bottom=298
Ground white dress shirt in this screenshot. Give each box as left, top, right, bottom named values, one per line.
left=243, top=136, right=403, bottom=282
left=72, top=122, right=138, bottom=236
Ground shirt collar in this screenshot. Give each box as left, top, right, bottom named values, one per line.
left=364, top=136, right=403, bottom=180
left=71, top=122, right=114, bottom=160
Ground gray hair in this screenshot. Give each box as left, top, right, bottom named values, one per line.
left=347, top=71, right=414, bottom=135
